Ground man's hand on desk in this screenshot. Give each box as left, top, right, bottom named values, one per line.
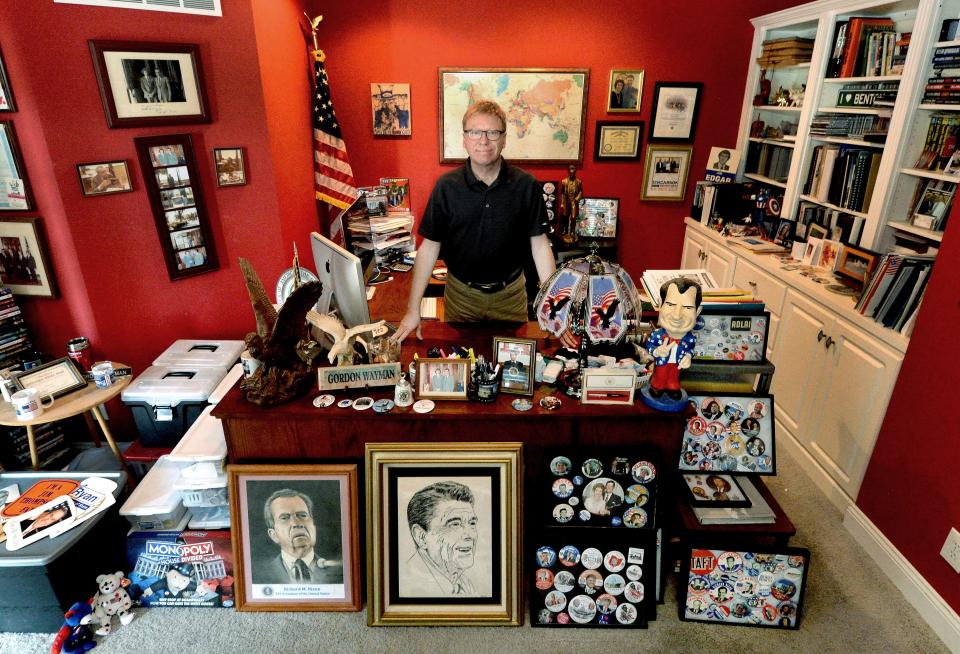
left=558, top=329, right=579, bottom=349
left=391, top=309, right=422, bottom=342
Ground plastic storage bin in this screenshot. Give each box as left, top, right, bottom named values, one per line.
left=121, top=365, right=226, bottom=447
left=167, top=405, right=227, bottom=474
left=174, top=463, right=228, bottom=508
left=187, top=504, right=231, bottom=530
left=119, top=456, right=187, bottom=530
left=152, top=339, right=244, bottom=369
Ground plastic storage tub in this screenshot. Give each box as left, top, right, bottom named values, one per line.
left=167, top=405, right=227, bottom=475
left=119, top=456, right=187, bottom=530
left=187, top=505, right=231, bottom=530
left=174, top=463, right=228, bottom=508
left=152, top=339, right=244, bottom=369
left=121, top=365, right=226, bottom=447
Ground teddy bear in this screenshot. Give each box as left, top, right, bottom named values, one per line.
left=51, top=600, right=97, bottom=654
left=86, top=571, right=135, bottom=636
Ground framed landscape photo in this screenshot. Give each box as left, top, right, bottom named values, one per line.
left=438, top=68, right=589, bottom=164
left=11, top=357, right=86, bottom=399
left=648, top=82, right=703, bottom=143
left=76, top=161, right=133, bottom=197
left=416, top=358, right=469, bottom=400
left=641, top=145, right=692, bottom=201
left=835, top=244, right=879, bottom=286
left=0, top=121, right=33, bottom=211
left=594, top=121, right=643, bottom=161
left=88, top=40, right=211, bottom=129
left=607, top=69, right=643, bottom=112
left=213, top=147, right=246, bottom=187
left=0, top=216, right=57, bottom=297
left=365, top=442, right=522, bottom=626
left=228, top=464, right=362, bottom=612
left=0, top=45, right=16, bottom=112
left=371, top=83, right=411, bottom=136
left=493, top=336, right=536, bottom=396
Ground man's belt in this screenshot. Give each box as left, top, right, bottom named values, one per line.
left=462, top=268, right=522, bottom=293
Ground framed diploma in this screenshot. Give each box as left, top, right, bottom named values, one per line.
left=594, top=121, right=643, bottom=161
left=648, top=82, right=703, bottom=143
left=11, top=357, right=87, bottom=398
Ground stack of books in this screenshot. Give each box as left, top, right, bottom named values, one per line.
left=803, top=145, right=882, bottom=213
left=913, top=114, right=960, bottom=170
left=809, top=112, right=888, bottom=139
left=642, top=269, right=759, bottom=310
left=4, top=423, right=68, bottom=469
left=349, top=186, right=416, bottom=264
left=746, top=142, right=792, bottom=182
left=0, top=288, right=31, bottom=366
left=755, top=36, right=814, bottom=67
left=692, top=477, right=775, bottom=525
left=856, top=253, right=936, bottom=333
left=826, top=17, right=902, bottom=78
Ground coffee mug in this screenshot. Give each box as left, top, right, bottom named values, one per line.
left=11, top=388, right=55, bottom=421
left=240, top=350, right=261, bottom=378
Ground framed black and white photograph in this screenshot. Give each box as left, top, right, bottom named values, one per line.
left=641, top=145, right=692, bottom=201
left=679, top=394, right=776, bottom=475
left=0, top=121, right=33, bottom=211
left=228, top=464, right=361, bottom=612
left=679, top=545, right=810, bottom=629
left=911, top=179, right=954, bottom=231
left=0, top=44, right=16, bottom=112
left=88, top=40, right=211, bottom=129
left=213, top=147, right=246, bottom=187
left=366, top=442, right=522, bottom=626
left=607, top=69, right=644, bottom=112
left=76, top=160, right=133, bottom=197
left=11, top=357, right=86, bottom=399
left=594, top=121, right=643, bottom=161
left=648, top=82, right=703, bottom=142
left=0, top=216, right=57, bottom=297
left=493, top=336, right=536, bottom=396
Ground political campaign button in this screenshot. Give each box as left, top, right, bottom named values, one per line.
left=537, top=608, right=553, bottom=624
left=337, top=399, right=353, bottom=408
left=552, top=478, right=574, bottom=499
left=686, top=593, right=708, bottom=615
left=372, top=398, right=394, bottom=413
left=604, top=550, right=626, bottom=573
left=709, top=603, right=731, bottom=620
left=581, top=548, right=603, bottom=570
left=705, top=422, right=727, bottom=442
left=535, top=546, right=556, bottom=567
left=758, top=570, right=775, bottom=586
left=544, top=590, right=566, bottom=613
left=688, top=574, right=710, bottom=593
left=623, top=581, right=644, bottom=603
left=761, top=603, right=778, bottom=622
left=556, top=611, right=570, bottom=624
left=568, top=496, right=579, bottom=507
left=631, top=461, right=656, bottom=483
left=596, top=593, right=617, bottom=615
left=770, top=578, right=798, bottom=601
left=539, top=395, right=562, bottom=410
left=577, top=569, right=603, bottom=594
left=734, top=577, right=757, bottom=596
left=598, top=613, right=612, bottom=625
left=578, top=509, right=591, bottom=522
left=550, top=456, right=572, bottom=476
left=553, top=504, right=574, bottom=523
left=511, top=398, right=533, bottom=411
left=622, top=507, right=647, bottom=528
left=312, top=394, right=335, bottom=408
left=535, top=568, right=554, bottom=590
left=625, top=484, right=649, bottom=506
left=352, top=397, right=374, bottom=410
left=616, top=602, right=637, bottom=624
left=687, top=416, right=707, bottom=436
left=610, top=456, right=630, bottom=475
left=558, top=545, right=581, bottom=567
left=625, top=565, right=642, bottom=582
left=554, top=570, right=575, bottom=593
left=572, top=475, right=585, bottom=486
left=610, top=516, right=622, bottom=527
left=717, top=551, right=743, bottom=574
left=709, top=582, right=735, bottom=604
left=627, top=548, right=644, bottom=565
left=412, top=399, right=435, bottom=413
left=733, top=602, right=751, bottom=618
left=787, top=555, right=805, bottom=569
left=603, top=573, right=625, bottom=596
left=690, top=549, right=718, bottom=575
left=582, top=458, right=603, bottom=478
left=567, top=594, right=597, bottom=624
left=779, top=602, right=798, bottom=619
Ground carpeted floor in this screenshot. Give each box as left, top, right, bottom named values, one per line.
left=0, top=447, right=951, bottom=654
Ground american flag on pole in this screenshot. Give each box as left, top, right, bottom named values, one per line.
left=312, top=51, right=357, bottom=211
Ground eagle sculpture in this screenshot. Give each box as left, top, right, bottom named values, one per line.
left=238, top=258, right=324, bottom=407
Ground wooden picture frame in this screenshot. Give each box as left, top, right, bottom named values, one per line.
left=648, top=82, right=703, bottom=143
left=0, top=121, right=34, bottom=211
left=228, top=463, right=362, bottom=612
left=438, top=68, right=589, bottom=164
left=76, top=160, right=133, bottom=197
left=640, top=145, right=692, bottom=201
left=416, top=358, right=469, bottom=400
left=0, top=216, right=57, bottom=297
left=607, top=69, right=644, bottom=112
left=11, top=357, right=86, bottom=399
left=371, top=83, right=411, bottom=136
left=493, top=336, right=536, bottom=396
left=594, top=121, right=643, bottom=161
left=88, top=40, right=211, bottom=129
left=213, top=147, right=246, bottom=187
left=0, top=44, right=16, bottom=112
left=835, top=244, right=879, bottom=285
left=134, top=133, right=218, bottom=280
left=365, top=442, right=523, bottom=626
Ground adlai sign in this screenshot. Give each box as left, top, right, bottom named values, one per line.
left=318, top=362, right=401, bottom=391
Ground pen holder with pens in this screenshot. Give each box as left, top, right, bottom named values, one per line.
left=470, top=367, right=500, bottom=403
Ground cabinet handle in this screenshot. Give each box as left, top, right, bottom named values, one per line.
left=817, top=329, right=826, bottom=343
left=748, top=281, right=758, bottom=289
left=825, top=336, right=835, bottom=349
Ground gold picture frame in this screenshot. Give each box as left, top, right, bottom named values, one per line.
left=607, top=68, right=644, bottom=113
left=640, top=145, right=693, bottom=201
left=416, top=357, right=469, bottom=400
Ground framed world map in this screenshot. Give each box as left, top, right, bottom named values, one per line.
left=438, top=68, right=590, bottom=165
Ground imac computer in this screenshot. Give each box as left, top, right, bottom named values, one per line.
left=310, top=230, right=372, bottom=328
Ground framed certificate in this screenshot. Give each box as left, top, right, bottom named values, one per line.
left=648, top=82, right=703, bottom=143
left=11, top=357, right=87, bottom=398
left=594, top=121, right=643, bottom=161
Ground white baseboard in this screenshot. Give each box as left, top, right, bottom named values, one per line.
left=775, top=419, right=854, bottom=513
left=844, top=506, right=960, bottom=654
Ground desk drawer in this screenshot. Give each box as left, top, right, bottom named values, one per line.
left=733, top=258, right=786, bottom=316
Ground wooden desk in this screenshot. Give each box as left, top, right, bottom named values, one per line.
left=0, top=368, right=132, bottom=475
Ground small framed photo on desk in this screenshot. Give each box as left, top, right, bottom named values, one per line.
left=493, top=337, right=536, bottom=396
left=417, top=358, right=468, bottom=400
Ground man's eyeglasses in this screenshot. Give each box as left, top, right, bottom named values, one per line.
left=464, top=129, right=504, bottom=141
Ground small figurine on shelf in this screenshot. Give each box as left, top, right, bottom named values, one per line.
left=790, top=83, right=806, bottom=108
left=640, top=278, right=703, bottom=411
left=51, top=601, right=97, bottom=654
left=85, top=571, right=135, bottom=636
left=753, top=69, right=772, bottom=106
left=774, top=86, right=791, bottom=107
left=558, top=164, right=583, bottom=244
left=750, top=118, right=766, bottom=138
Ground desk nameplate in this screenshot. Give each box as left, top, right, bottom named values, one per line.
left=317, top=362, right=401, bottom=391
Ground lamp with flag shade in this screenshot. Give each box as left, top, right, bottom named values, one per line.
left=534, top=251, right=643, bottom=397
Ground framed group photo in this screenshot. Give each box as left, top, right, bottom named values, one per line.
left=641, top=145, right=693, bottom=201
left=607, top=69, right=643, bottom=112
left=228, top=464, right=362, bottom=612
left=365, top=442, right=523, bottom=626
left=594, top=121, right=643, bottom=161
left=0, top=216, right=57, bottom=297
left=648, top=82, right=703, bottom=142
left=438, top=68, right=589, bottom=164
left=88, top=40, right=211, bottom=128
left=493, top=336, right=536, bottom=396
left=416, top=358, right=469, bottom=400
left=76, top=161, right=133, bottom=197
left=213, top=147, right=246, bottom=187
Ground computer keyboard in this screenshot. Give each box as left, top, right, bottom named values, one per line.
left=420, top=297, right=439, bottom=320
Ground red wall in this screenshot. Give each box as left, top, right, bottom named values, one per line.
left=857, top=201, right=960, bottom=613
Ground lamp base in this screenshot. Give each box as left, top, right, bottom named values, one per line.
left=639, top=384, right=688, bottom=412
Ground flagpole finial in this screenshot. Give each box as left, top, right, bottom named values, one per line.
left=304, top=13, right=323, bottom=51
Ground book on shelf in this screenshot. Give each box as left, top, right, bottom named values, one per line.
left=728, top=236, right=789, bottom=254
left=692, top=477, right=775, bottom=525
left=914, top=114, right=960, bottom=170
left=805, top=145, right=880, bottom=213
left=830, top=17, right=896, bottom=78
left=857, top=253, right=936, bottom=328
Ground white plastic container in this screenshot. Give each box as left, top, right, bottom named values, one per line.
left=188, top=505, right=231, bottom=530
left=152, top=339, right=244, bottom=370
left=174, top=462, right=228, bottom=508
left=119, top=456, right=187, bottom=530
left=167, top=405, right=227, bottom=475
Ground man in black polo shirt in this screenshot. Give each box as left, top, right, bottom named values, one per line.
left=392, top=100, right=558, bottom=341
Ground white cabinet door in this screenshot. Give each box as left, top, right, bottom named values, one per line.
left=770, top=291, right=830, bottom=437
left=807, top=320, right=902, bottom=499
left=681, top=230, right=708, bottom=270
left=705, top=244, right=735, bottom=286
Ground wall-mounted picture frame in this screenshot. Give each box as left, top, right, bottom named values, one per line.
left=134, top=133, right=218, bottom=280
left=640, top=145, right=692, bottom=201
left=835, top=244, right=880, bottom=286
left=680, top=394, right=776, bottom=475
left=0, top=216, right=57, bottom=297
left=576, top=197, right=619, bottom=239
left=438, top=68, right=589, bottom=164
left=493, top=336, right=536, bottom=396
left=76, top=160, right=133, bottom=197
left=213, top=147, right=245, bottom=187
left=228, top=463, right=362, bottom=612
left=371, top=83, right=411, bottom=136
left=11, top=357, right=86, bottom=399
left=365, top=442, right=522, bottom=626
left=88, top=40, right=211, bottom=129
left=594, top=121, right=643, bottom=161
left=416, top=358, right=469, bottom=400
left=679, top=545, right=810, bottom=629
left=0, top=45, right=16, bottom=112
left=648, top=82, right=703, bottom=143
left=0, top=121, right=33, bottom=211
left=607, top=69, right=643, bottom=112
